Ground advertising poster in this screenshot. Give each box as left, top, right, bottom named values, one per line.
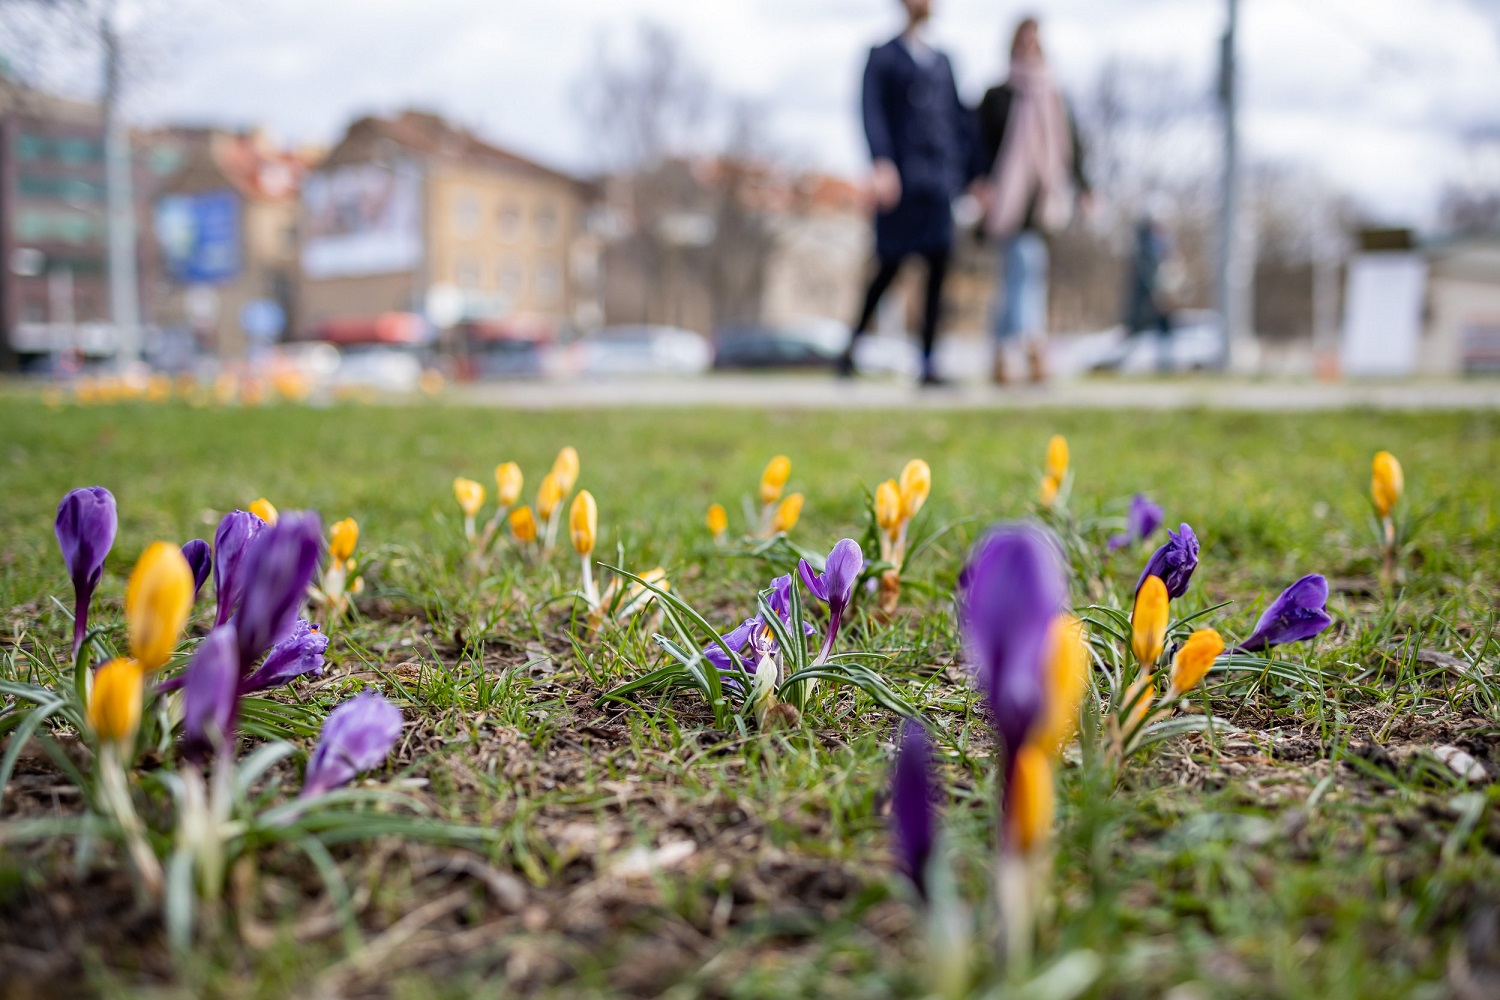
left=154, top=190, right=242, bottom=284
left=301, top=160, right=423, bottom=278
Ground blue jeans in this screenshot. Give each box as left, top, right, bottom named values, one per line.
left=993, top=231, right=1049, bottom=341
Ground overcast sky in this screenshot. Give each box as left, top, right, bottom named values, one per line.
left=44, top=0, right=1500, bottom=224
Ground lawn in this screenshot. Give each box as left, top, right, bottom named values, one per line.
left=1, top=394, right=1499, bottom=999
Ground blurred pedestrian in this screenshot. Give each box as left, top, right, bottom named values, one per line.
left=1119, top=202, right=1179, bottom=372
left=839, top=0, right=978, bottom=386
left=976, top=17, right=1090, bottom=384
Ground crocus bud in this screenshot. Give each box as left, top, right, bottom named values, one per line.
left=1170, top=627, right=1224, bottom=696
left=495, top=462, right=524, bottom=506
left=234, top=513, right=322, bottom=670
left=536, top=473, right=564, bottom=520
left=1031, top=614, right=1090, bottom=754
left=510, top=505, right=538, bottom=542
left=570, top=490, right=598, bottom=557
left=890, top=718, right=936, bottom=898
left=706, top=502, right=728, bottom=538
left=89, top=658, right=144, bottom=747
left=1136, top=523, right=1199, bottom=599
left=1131, top=575, right=1169, bottom=666
left=1039, top=475, right=1059, bottom=508
left=1004, top=742, right=1055, bottom=854
left=181, top=539, right=212, bottom=598
left=55, top=486, right=118, bottom=654
left=771, top=493, right=803, bottom=534
left=300, top=691, right=403, bottom=799
left=760, top=455, right=791, bottom=505
left=125, top=541, right=194, bottom=671
left=898, top=459, right=931, bottom=520
left=328, top=517, right=359, bottom=565
left=249, top=497, right=279, bottom=525
left=181, top=624, right=240, bottom=761
left=551, top=446, right=580, bottom=496
left=242, top=617, right=327, bottom=692
left=875, top=479, right=902, bottom=535
left=1371, top=451, right=1403, bottom=518
left=1242, top=574, right=1333, bottom=652
left=453, top=477, right=484, bottom=519
left=1044, top=435, right=1069, bottom=485
left=213, top=510, right=267, bottom=627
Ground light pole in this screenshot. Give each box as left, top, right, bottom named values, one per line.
left=101, top=1, right=141, bottom=367
left=1216, top=0, right=1254, bottom=372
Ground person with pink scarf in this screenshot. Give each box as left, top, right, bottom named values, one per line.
left=977, top=18, right=1091, bottom=384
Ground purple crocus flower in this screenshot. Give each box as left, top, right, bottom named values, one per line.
left=890, top=717, right=936, bottom=899
left=798, top=537, right=863, bottom=663
left=1135, top=523, right=1199, bottom=599
left=1109, top=494, right=1165, bottom=551
left=181, top=624, right=241, bottom=762
left=181, top=539, right=212, bottom=599
left=213, top=510, right=268, bottom=626
left=233, top=512, right=321, bottom=670
left=1241, top=574, right=1334, bottom=652
left=299, top=691, right=404, bottom=799
left=55, top=486, right=117, bottom=657
left=242, top=617, right=328, bottom=692
left=701, top=573, right=815, bottom=686
left=960, top=523, right=1067, bottom=771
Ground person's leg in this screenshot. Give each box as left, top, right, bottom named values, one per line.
left=840, top=256, right=903, bottom=375
left=919, top=247, right=950, bottom=381
left=1154, top=311, right=1174, bottom=373
left=993, top=236, right=1027, bottom=383
left=1020, top=233, right=1051, bottom=382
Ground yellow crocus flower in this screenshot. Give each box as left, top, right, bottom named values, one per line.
left=89, top=657, right=145, bottom=747
left=1371, top=451, right=1403, bottom=518
left=898, top=459, right=931, bottom=521
left=1169, top=627, right=1225, bottom=697
left=536, top=472, right=564, bottom=520
left=453, top=477, right=485, bottom=518
left=249, top=497, right=279, bottom=525
left=706, top=502, right=728, bottom=538
left=551, top=446, right=580, bottom=495
left=1131, top=575, right=1169, bottom=667
left=1045, top=435, right=1069, bottom=485
left=124, top=541, right=194, bottom=671
left=1032, top=614, right=1090, bottom=753
left=770, top=492, right=803, bottom=534
left=1005, top=743, right=1055, bottom=854
left=329, top=517, right=359, bottom=565
left=760, top=455, right=791, bottom=505
left=875, top=479, right=902, bottom=535
left=495, top=462, right=524, bottom=507
left=570, top=490, right=598, bottom=557
left=1039, top=475, right=1060, bottom=508
left=509, top=505, right=538, bottom=543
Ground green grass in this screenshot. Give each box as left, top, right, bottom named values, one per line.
left=1, top=395, right=1499, bottom=998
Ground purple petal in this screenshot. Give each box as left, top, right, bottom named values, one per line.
left=181, top=624, right=241, bottom=762
left=300, top=691, right=404, bottom=799
left=232, top=513, right=322, bottom=670
left=960, top=523, right=1066, bottom=767
left=181, top=539, right=212, bottom=599
left=1242, top=574, right=1333, bottom=651
left=1129, top=494, right=1165, bottom=542
left=797, top=559, right=830, bottom=602
left=767, top=574, right=795, bottom=618
left=1136, top=523, right=1199, bottom=599
left=213, top=510, right=268, bottom=626
left=55, top=486, right=117, bottom=654
left=242, top=617, right=328, bottom=692
left=1107, top=532, right=1131, bottom=551
left=890, top=718, right=936, bottom=899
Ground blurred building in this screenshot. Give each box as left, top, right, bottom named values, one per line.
left=760, top=173, right=868, bottom=330
left=148, top=129, right=307, bottom=358
left=298, top=110, right=590, bottom=342
left=1422, top=233, right=1500, bottom=375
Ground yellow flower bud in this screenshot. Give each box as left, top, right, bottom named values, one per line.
left=1033, top=614, right=1090, bottom=754
left=551, top=446, right=580, bottom=495
left=1005, top=742, right=1055, bottom=854
left=898, top=459, right=931, bottom=521
left=1371, top=450, right=1403, bottom=518
left=770, top=492, right=803, bottom=534
left=89, top=657, right=144, bottom=747
left=329, top=517, right=359, bottom=565
left=536, top=472, right=564, bottom=520
left=1131, top=575, right=1169, bottom=667
left=1039, top=474, right=1060, bottom=508
left=453, top=477, right=485, bottom=518
left=760, top=455, right=791, bottom=505
left=509, top=505, right=538, bottom=543
left=706, top=502, right=728, bottom=538
left=875, top=479, right=902, bottom=534
left=249, top=497, right=278, bottom=525
left=494, top=462, right=524, bottom=507
left=124, top=541, right=194, bottom=671
left=1169, top=627, right=1224, bottom=697
left=570, top=490, right=598, bottom=556
left=1045, top=435, right=1069, bottom=485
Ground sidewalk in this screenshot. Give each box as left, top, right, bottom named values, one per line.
left=448, top=375, right=1500, bottom=411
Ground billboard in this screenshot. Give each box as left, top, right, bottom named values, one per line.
left=302, top=160, right=423, bottom=279
left=154, top=190, right=241, bottom=284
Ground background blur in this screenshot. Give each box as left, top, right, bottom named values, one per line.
left=2, top=0, right=1499, bottom=391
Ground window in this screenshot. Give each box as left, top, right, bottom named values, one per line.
left=16, top=134, right=47, bottom=160
left=499, top=258, right=523, bottom=296
left=57, top=137, right=104, bottom=164
left=498, top=201, right=523, bottom=242
left=534, top=203, right=559, bottom=246
left=534, top=260, right=561, bottom=304
left=453, top=189, right=481, bottom=238
left=456, top=256, right=481, bottom=290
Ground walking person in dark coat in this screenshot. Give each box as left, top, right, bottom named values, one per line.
left=1120, top=203, right=1178, bottom=372
left=838, top=0, right=977, bottom=386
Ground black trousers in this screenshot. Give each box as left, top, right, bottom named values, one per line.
left=847, top=249, right=951, bottom=360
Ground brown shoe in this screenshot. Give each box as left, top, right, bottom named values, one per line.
left=1026, top=342, right=1048, bottom=383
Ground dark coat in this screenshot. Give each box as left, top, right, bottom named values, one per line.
left=975, top=83, right=1090, bottom=233
left=862, top=37, right=977, bottom=260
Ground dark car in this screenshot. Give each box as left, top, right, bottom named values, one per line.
left=711, top=326, right=840, bottom=370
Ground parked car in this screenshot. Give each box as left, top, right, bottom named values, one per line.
left=568, top=325, right=713, bottom=376
left=712, top=325, right=840, bottom=370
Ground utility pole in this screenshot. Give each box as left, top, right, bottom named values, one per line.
left=101, top=1, right=141, bottom=367
left=1216, top=0, right=1254, bottom=372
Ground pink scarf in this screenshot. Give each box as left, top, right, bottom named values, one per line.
left=986, top=58, right=1074, bottom=239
